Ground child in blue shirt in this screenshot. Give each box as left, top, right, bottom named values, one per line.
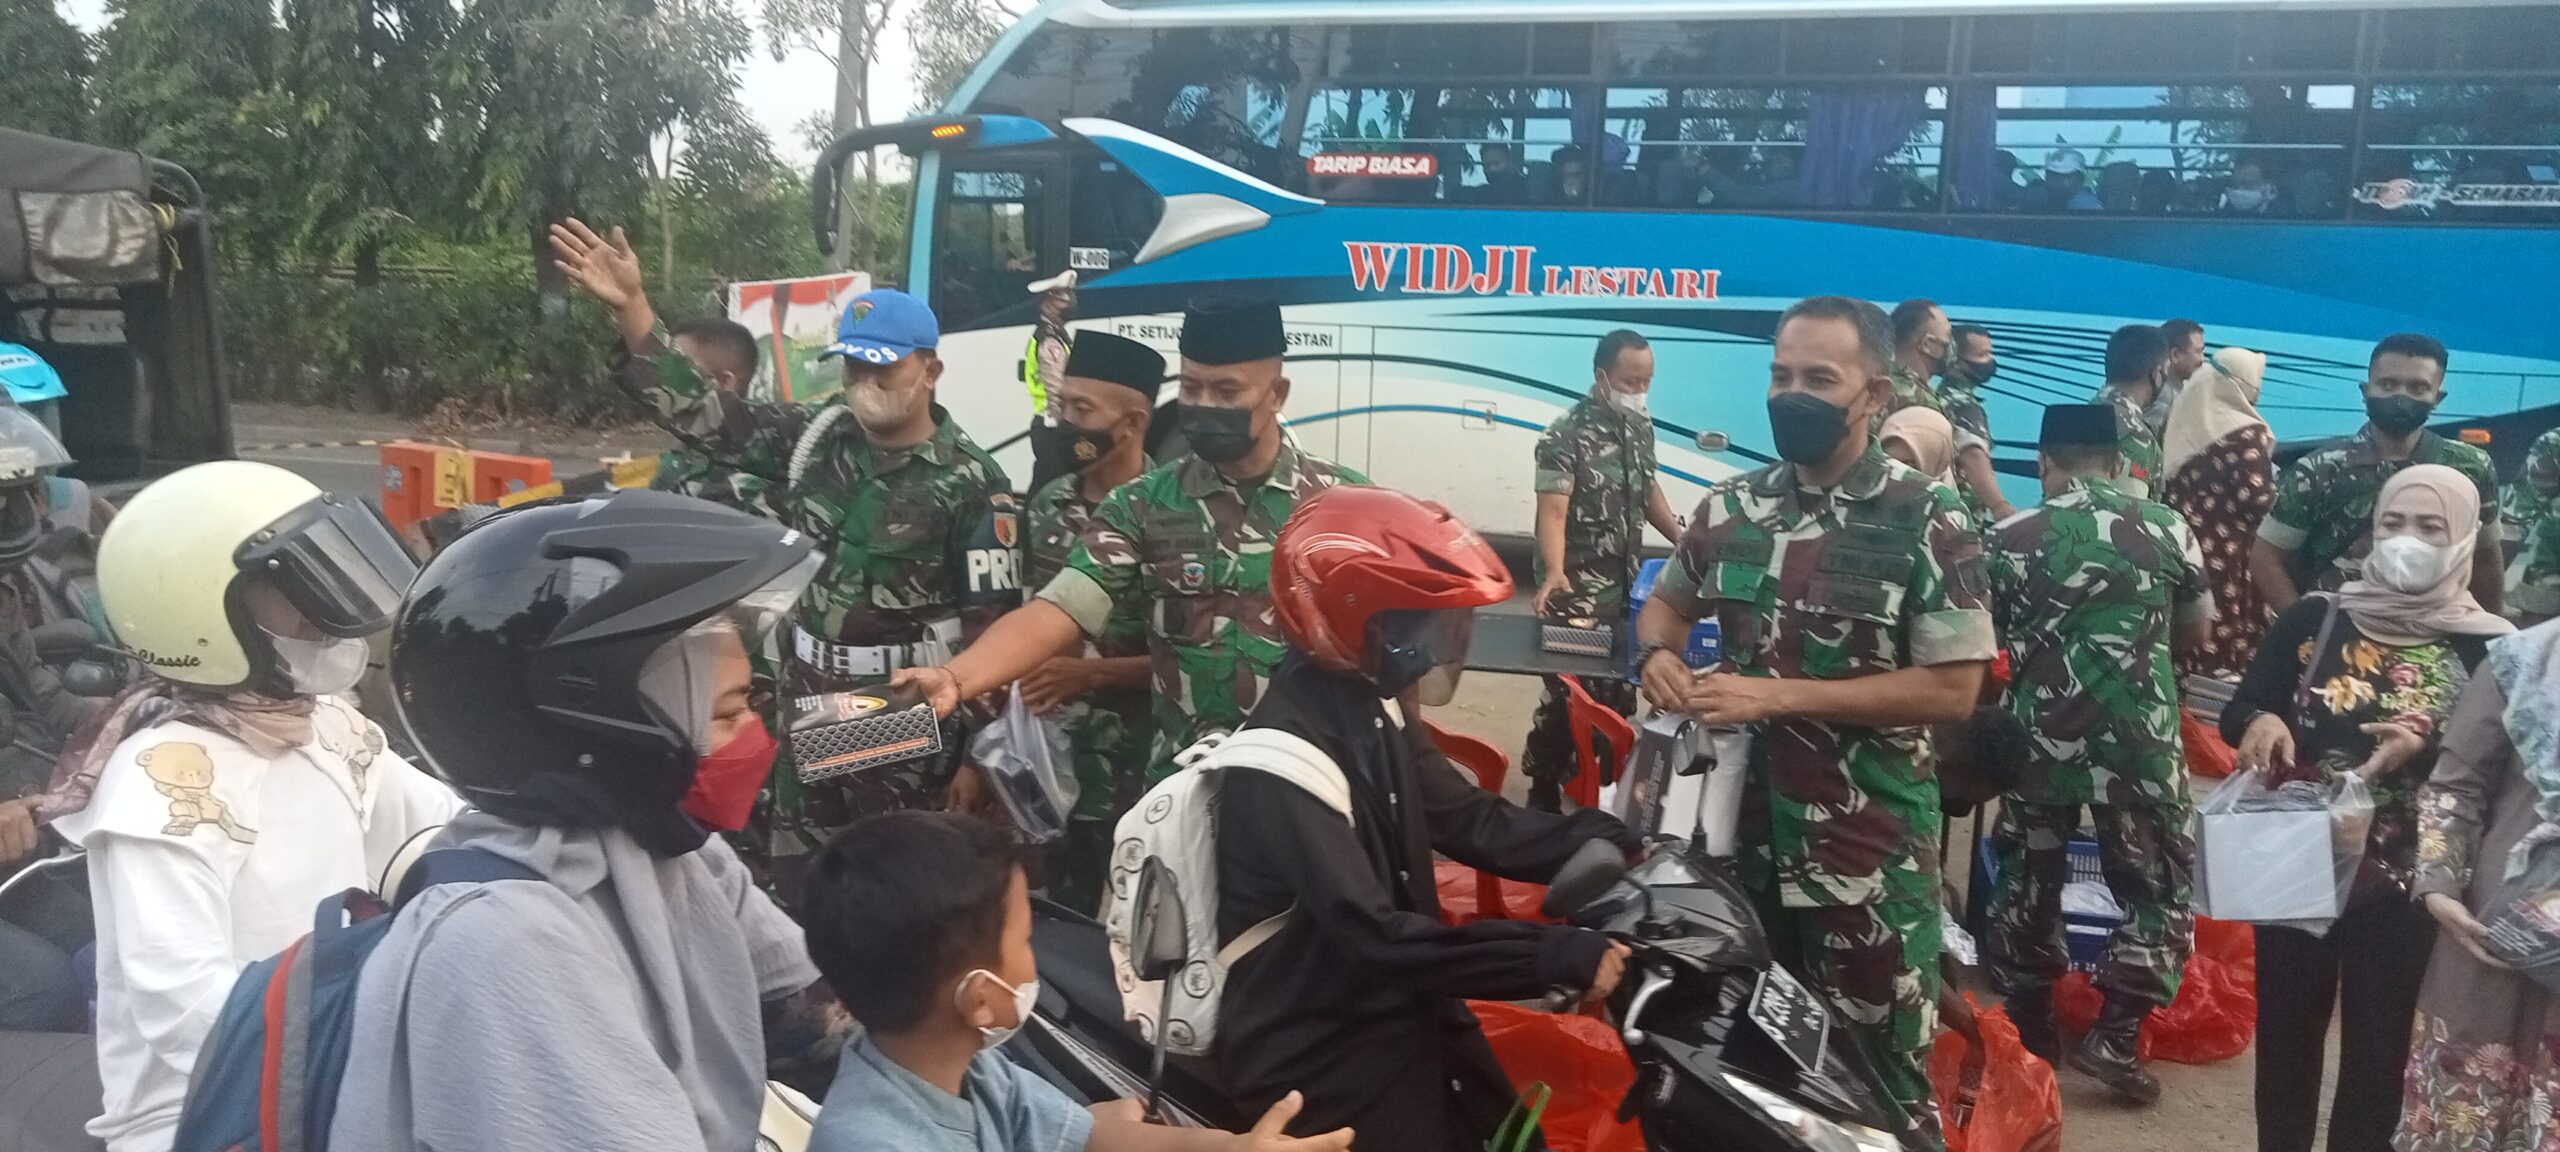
left=802, top=812, right=1354, bottom=1152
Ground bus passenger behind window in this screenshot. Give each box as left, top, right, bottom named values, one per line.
left=2044, top=150, right=2102, bottom=211
left=1540, top=145, right=1590, bottom=205
left=2223, top=162, right=2280, bottom=214
left=1471, top=142, right=1528, bottom=206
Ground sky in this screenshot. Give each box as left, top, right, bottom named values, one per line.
left=57, top=0, right=929, bottom=166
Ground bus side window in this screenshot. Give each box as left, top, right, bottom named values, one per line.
left=1301, top=86, right=1582, bottom=206
left=933, top=167, right=1053, bottom=330
left=1603, top=86, right=1946, bottom=212
left=1974, top=83, right=2354, bottom=217
left=2358, top=83, right=2560, bottom=224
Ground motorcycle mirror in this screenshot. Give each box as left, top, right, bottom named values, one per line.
left=28, top=618, right=97, bottom=663
left=1541, top=838, right=1630, bottom=920
left=1130, top=857, right=1187, bottom=983
left=62, top=658, right=123, bottom=698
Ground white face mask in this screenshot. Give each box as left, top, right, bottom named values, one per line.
left=956, top=968, right=1039, bottom=1051
left=2365, top=533, right=2446, bottom=593
left=1605, top=386, right=1649, bottom=417
left=263, top=628, right=370, bottom=696
left=847, top=379, right=921, bottom=432
left=2225, top=187, right=2270, bottom=212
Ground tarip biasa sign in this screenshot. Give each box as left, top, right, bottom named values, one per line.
left=1307, top=152, right=1439, bottom=180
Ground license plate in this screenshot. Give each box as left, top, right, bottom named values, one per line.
left=1747, top=965, right=1831, bottom=1075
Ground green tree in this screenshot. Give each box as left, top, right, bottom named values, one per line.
left=0, top=2, right=93, bottom=138
left=907, top=0, right=1010, bottom=112
left=275, top=0, right=456, bottom=408
left=90, top=0, right=295, bottom=262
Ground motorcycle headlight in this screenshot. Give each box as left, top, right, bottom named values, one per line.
left=1721, top=1072, right=1901, bottom=1152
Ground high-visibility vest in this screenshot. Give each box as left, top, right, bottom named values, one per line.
left=1020, top=331, right=1049, bottom=414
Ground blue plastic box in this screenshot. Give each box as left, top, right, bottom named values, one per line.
left=1968, top=834, right=2118, bottom=974
left=1627, top=557, right=1721, bottom=673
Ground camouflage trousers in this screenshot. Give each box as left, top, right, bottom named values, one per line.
left=1759, top=892, right=1946, bottom=1150
left=1522, top=675, right=1639, bottom=785
left=1984, top=798, right=2197, bottom=1009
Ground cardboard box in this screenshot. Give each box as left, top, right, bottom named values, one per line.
left=2198, top=808, right=2339, bottom=922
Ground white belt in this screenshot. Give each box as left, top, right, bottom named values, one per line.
left=791, top=619, right=962, bottom=677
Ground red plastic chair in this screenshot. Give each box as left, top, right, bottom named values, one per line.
left=1425, top=719, right=1513, bottom=921
left=1560, top=676, right=1635, bottom=812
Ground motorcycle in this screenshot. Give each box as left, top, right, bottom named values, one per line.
left=1013, top=836, right=1910, bottom=1152
left=1540, top=837, right=1909, bottom=1152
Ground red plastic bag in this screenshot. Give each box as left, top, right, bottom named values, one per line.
left=2183, top=708, right=2236, bottom=779
left=2193, top=915, right=2257, bottom=984
left=2053, top=917, right=2257, bottom=1064
left=1469, top=1000, right=1644, bottom=1152
left=1930, top=1001, right=2062, bottom=1152
left=1434, top=857, right=1551, bottom=924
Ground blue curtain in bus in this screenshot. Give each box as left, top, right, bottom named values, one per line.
left=1945, top=93, right=2000, bottom=211
left=1802, top=89, right=1930, bottom=209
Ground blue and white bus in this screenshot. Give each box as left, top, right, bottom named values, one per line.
left=815, top=0, right=2560, bottom=535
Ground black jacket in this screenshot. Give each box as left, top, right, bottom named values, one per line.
left=1214, top=654, right=1640, bottom=1146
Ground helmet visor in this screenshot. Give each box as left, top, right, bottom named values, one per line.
left=234, top=495, right=420, bottom=638
left=0, top=406, right=73, bottom=482
left=1362, top=607, right=1475, bottom=693
left=634, top=552, right=820, bottom=753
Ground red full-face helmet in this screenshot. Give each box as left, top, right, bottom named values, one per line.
left=1272, top=485, right=1513, bottom=700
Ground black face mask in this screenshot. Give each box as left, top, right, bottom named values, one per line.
left=1029, top=419, right=1117, bottom=477
left=1768, top=391, right=1854, bottom=465
left=1181, top=404, right=1259, bottom=465
left=2366, top=394, right=2435, bottom=437
left=1959, top=358, right=1998, bottom=386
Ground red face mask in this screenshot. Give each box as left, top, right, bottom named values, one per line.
left=681, top=719, right=777, bottom=832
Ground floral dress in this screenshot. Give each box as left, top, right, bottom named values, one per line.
left=2164, top=424, right=2276, bottom=680
left=2223, top=595, right=2484, bottom=897
left=2400, top=675, right=2560, bottom=1152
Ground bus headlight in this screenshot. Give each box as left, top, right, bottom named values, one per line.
left=1721, top=1072, right=1901, bottom=1152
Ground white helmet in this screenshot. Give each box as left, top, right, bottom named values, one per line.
left=98, top=460, right=417, bottom=692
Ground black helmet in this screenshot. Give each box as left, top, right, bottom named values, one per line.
left=390, top=489, right=817, bottom=854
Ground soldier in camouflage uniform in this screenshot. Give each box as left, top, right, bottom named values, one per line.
left=553, top=220, right=1021, bottom=904
left=638, top=316, right=771, bottom=514
left=2500, top=425, right=2560, bottom=623
left=1878, top=298, right=1950, bottom=436
left=1639, top=296, right=1996, bottom=1149
left=1982, top=403, right=2215, bottom=1105
left=909, top=299, right=1366, bottom=783
left=2092, top=324, right=2171, bottom=500
left=1522, top=330, right=1684, bottom=810
left=1016, top=331, right=1165, bottom=912
left=2254, top=333, right=2501, bottom=618
left=1942, top=324, right=2019, bottom=523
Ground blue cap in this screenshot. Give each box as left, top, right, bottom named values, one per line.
left=0, top=343, right=66, bottom=405
left=821, top=289, right=940, bottom=364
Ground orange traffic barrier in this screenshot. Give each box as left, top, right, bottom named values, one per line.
left=377, top=442, right=553, bottom=528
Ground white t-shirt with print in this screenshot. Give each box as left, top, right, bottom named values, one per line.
left=51, top=696, right=462, bottom=1152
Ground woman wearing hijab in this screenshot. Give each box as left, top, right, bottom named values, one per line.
left=2222, top=465, right=2513, bottom=1152
left=2161, top=346, right=2276, bottom=679
left=1880, top=405, right=1959, bottom=488
left=2398, top=619, right=2560, bottom=1152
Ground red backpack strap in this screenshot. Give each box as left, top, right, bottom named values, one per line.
left=257, top=937, right=308, bottom=1151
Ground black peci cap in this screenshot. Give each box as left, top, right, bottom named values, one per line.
left=1179, top=298, right=1287, bottom=366
left=1063, top=331, right=1167, bottom=400
left=2040, top=403, right=2119, bottom=450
